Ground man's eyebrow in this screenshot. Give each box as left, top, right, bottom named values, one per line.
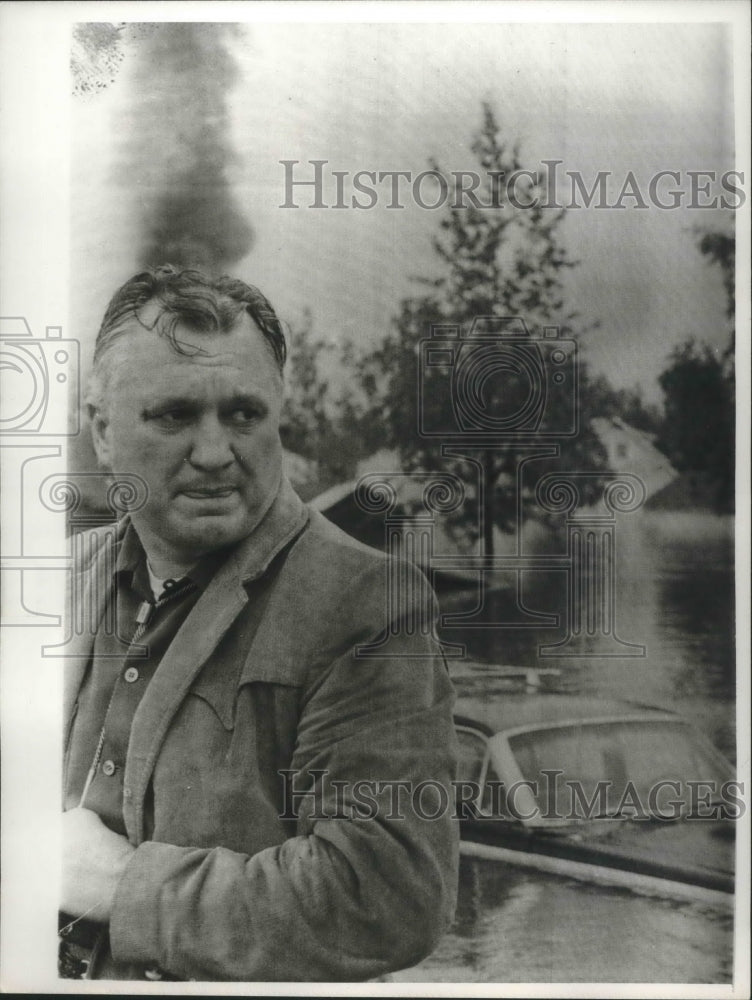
left=142, top=392, right=268, bottom=412
left=223, top=393, right=268, bottom=409
left=143, top=396, right=199, bottom=412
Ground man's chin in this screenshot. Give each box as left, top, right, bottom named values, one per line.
left=168, top=511, right=255, bottom=558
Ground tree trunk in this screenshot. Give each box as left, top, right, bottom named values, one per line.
left=482, top=449, right=495, bottom=558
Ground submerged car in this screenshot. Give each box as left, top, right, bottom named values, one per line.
left=452, top=665, right=737, bottom=903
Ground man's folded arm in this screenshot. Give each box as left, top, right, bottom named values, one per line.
left=110, top=623, right=459, bottom=982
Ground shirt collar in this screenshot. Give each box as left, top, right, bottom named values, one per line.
left=114, top=514, right=242, bottom=600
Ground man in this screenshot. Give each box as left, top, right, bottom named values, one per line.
left=60, top=265, right=459, bottom=981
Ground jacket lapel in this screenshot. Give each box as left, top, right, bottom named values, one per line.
left=122, top=478, right=309, bottom=843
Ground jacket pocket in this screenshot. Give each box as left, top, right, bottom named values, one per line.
left=238, top=652, right=306, bottom=688
left=188, top=651, right=303, bottom=733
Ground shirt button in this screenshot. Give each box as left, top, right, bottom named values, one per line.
left=102, top=760, right=116, bottom=777
left=123, top=786, right=132, bottom=799
left=124, top=667, right=140, bottom=683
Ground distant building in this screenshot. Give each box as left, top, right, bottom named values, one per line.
left=589, top=417, right=677, bottom=501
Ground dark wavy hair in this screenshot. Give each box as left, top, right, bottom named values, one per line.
left=88, top=265, right=287, bottom=408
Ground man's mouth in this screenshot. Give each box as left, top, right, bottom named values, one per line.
left=181, top=487, right=238, bottom=499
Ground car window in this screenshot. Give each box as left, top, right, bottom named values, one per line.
left=508, top=720, right=728, bottom=816
left=480, top=759, right=513, bottom=818
left=456, top=728, right=515, bottom=818
left=456, top=727, right=488, bottom=784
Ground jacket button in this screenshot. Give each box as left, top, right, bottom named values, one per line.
left=102, top=760, right=116, bottom=777
left=144, top=967, right=162, bottom=980
left=124, top=667, right=140, bottom=683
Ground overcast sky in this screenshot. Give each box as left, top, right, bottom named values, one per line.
left=71, top=19, right=737, bottom=404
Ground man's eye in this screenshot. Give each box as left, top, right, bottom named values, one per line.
left=229, top=408, right=261, bottom=424
left=148, top=409, right=193, bottom=425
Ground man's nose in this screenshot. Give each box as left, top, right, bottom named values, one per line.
left=187, top=416, right=235, bottom=470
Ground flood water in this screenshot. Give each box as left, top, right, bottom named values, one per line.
left=443, top=510, right=735, bottom=754
left=395, top=859, right=735, bottom=984
left=394, top=510, right=737, bottom=984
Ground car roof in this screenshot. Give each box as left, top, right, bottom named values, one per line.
left=454, top=692, right=677, bottom=735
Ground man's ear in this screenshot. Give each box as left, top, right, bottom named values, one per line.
left=88, top=404, right=112, bottom=469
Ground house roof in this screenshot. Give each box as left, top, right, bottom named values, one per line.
left=590, top=416, right=677, bottom=498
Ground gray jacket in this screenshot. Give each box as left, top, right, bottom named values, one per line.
left=63, top=478, right=459, bottom=981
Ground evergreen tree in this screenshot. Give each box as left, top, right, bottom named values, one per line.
left=354, top=104, right=610, bottom=553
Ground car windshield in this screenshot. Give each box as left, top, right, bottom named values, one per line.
left=508, top=720, right=729, bottom=818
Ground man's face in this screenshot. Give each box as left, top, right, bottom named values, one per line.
left=91, top=309, right=284, bottom=571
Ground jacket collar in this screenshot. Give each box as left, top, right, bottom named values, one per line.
left=225, top=474, right=310, bottom=585
left=121, top=476, right=310, bottom=843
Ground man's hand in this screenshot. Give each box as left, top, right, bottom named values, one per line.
left=61, top=808, right=135, bottom=923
